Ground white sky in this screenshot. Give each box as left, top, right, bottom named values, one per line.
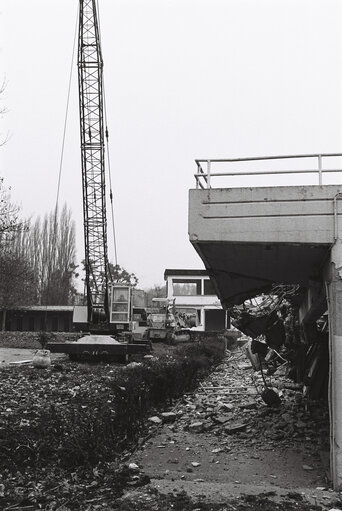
left=1, top=0, right=342, bottom=289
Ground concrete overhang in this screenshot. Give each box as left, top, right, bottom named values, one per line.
left=189, top=185, right=342, bottom=306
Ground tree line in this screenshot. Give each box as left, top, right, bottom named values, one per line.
left=0, top=178, right=166, bottom=328
left=0, top=179, right=77, bottom=327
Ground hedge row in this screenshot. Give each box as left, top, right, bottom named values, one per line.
left=0, top=338, right=225, bottom=470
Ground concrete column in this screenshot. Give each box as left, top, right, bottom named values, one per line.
left=327, top=240, right=342, bottom=490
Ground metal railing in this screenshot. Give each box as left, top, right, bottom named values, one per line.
left=194, top=153, right=342, bottom=189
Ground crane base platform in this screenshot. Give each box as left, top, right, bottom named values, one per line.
left=47, top=334, right=151, bottom=359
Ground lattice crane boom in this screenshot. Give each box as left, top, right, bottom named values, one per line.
left=78, top=0, right=109, bottom=325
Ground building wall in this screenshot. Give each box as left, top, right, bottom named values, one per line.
left=0, top=309, right=74, bottom=332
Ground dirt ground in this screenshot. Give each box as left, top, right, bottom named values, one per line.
left=0, top=344, right=340, bottom=510
left=0, top=347, right=65, bottom=365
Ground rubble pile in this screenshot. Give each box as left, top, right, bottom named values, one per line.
left=158, top=348, right=329, bottom=452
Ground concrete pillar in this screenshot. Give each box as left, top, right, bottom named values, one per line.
left=327, top=240, right=342, bottom=490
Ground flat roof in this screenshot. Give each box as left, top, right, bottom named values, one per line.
left=164, top=269, right=208, bottom=279
left=5, top=306, right=74, bottom=312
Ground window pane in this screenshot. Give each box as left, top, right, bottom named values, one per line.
left=172, top=279, right=201, bottom=296
left=111, top=312, right=128, bottom=322
left=203, top=279, right=215, bottom=295
left=113, top=288, right=129, bottom=302
left=112, top=303, right=128, bottom=312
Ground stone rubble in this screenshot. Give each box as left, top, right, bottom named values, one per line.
left=146, top=346, right=329, bottom=456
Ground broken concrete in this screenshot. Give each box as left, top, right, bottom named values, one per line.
left=125, top=347, right=332, bottom=506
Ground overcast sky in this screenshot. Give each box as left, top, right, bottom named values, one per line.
left=1, top=0, right=342, bottom=289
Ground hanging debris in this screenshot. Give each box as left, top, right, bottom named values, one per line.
left=229, top=284, right=300, bottom=348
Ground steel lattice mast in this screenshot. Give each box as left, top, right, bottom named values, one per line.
left=78, top=0, right=109, bottom=325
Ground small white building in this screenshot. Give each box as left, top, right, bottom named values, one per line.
left=164, top=269, right=229, bottom=331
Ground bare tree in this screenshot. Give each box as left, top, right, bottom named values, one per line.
left=0, top=79, right=9, bottom=147
left=0, top=184, right=37, bottom=329
left=39, top=204, right=77, bottom=305
left=0, top=251, right=37, bottom=330
left=9, top=204, right=77, bottom=306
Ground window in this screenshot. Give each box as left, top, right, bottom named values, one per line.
left=172, top=279, right=201, bottom=296
left=17, top=317, right=23, bottom=332
left=63, top=316, right=70, bottom=332
left=28, top=317, right=35, bottom=332
left=52, top=317, right=58, bottom=332
left=40, top=316, right=46, bottom=331
left=203, top=279, right=215, bottom=295
left=111, top=286, right=130, bottom=323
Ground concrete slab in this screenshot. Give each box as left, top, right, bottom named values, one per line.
left=189, top=185, right=342, bottom=305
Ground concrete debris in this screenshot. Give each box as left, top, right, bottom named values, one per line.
left=224, top=422, right=248, bottom=434
left=9, top=359, right=33, bottom=365
left=161, top=412, right=177, bottom=423
left=148, top=416, right=162, bottom=425
left=126, top=362, right=143, bottom=369
left=128, top=463, right=140, bottom=472
left=188, top=421, right=204, bottom=433
left=212, top=414, right=233, bottom=424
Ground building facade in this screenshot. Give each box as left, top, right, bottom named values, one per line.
left=0, top=306, right=74, bottom=332
left=164, top=269, right=229, bottom=331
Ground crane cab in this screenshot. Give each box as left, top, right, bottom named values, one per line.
left=109, top=284, right=132, bottom=332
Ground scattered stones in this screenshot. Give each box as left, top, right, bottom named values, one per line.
left=212, top=414, right=233, bottom=424
left=239, top=399, right=257, bottom=410
left=225, top=423, right=248, bottom=434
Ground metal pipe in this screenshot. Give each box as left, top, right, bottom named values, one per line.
left=318, top=154, right=323, bottom=185
left=195, top=152, right=342, bottom=164
left=207, top=159, right=211, bottom=189
left=194, top=168, right=342, bottom=178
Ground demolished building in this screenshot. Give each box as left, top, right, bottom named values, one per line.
left=188, top=153, right=342, bottom=489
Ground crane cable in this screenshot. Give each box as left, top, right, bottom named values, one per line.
left=55, top=4, right=79, bottom=212
left=42, top=4, right=79, bottom=320
left=104, top=91, right=118, bottom=267
left=96, top=0, right=119, bottom=267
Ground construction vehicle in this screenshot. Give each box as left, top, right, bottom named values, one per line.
left=145, top=298, right=198, bottom=343
left=47, top=0, right=149, bottom=359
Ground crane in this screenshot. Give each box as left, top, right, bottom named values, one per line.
left=78, top=0, right=110, bottom=329
left=47, top=0, right=149, bottom=358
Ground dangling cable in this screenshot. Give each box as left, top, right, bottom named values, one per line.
left=104, top=105, right=118, bottom=267
left=96, top=0, right=118, bottom=267
left=44, top=4, right=78, bottom=313
left=55, top=4, right=79, bottom=212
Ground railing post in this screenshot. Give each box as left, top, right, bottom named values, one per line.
left=207, top=159, right=211, bottom=189
left=318, top=154, right=323, bottom=185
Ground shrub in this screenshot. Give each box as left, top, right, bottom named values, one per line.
left=0, top=338, right=225, bottom=470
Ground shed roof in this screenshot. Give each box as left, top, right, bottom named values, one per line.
left=164, top=269, right=208, bottom=279
left=5, top=306, right=74, bottom=312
